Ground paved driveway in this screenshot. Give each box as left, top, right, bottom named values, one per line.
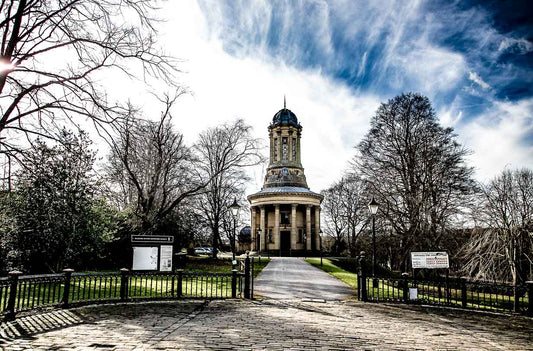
left=254, top=257, right=354, bottom=300
left=1, top=300, right=531, bottom=350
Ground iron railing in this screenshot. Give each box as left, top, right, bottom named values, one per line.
left=0, top=264, right=252, bottom=321
left=356, top=255, right=532, bottom=316
left=360, top=276, right=530, bottom=313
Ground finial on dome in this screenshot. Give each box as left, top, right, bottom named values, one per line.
left=284, top=95, right=286, bottom=109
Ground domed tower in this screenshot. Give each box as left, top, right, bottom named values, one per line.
left=248, top=98, right=323, bottom=256
left=263, top=97, right=309, bottom=189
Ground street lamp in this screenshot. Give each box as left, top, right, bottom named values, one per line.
left=229, top=198, right=241, bottom=266
left=368, top=197, right=379, bottom=286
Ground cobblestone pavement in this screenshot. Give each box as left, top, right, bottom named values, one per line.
left=1, top=299, right=532, bottom=350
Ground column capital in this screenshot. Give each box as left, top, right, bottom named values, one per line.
left=292, top=203, right=298, bottom=209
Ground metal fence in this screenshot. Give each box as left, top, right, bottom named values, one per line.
left=357, top=257, right=533, bottom=316
left=0, top=260, right=253, bottom=321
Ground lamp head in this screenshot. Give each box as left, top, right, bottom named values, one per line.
left=229, top=197, right=240, bottom=217
left=368, top=197, right=379, bottom=215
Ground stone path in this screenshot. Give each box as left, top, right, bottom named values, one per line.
left=254, top=257, right=354, bottom=300
left=1, top=300, right=532, bottom=350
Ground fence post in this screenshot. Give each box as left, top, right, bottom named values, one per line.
left=526, top=281, right=533, bottom=317
left=244, top=253, right=251, bottom=299
left=6, top=271, right=22, bottom=321
left=62, top=269, right=74, bottom=308
left=177, top=269, right=183, bottom=298
left=514, top=282, right=520, bottom=313
left=460, top=278, right=467, bottom=308
left=251, top=257, right=255, bottom=299
left=120, top=268, right=129, bottom=301
left=231, top=269, right=237, bottom=298
left=358, top=251, right=367, bottom=302
left=402, top=272, right=409, bottom=303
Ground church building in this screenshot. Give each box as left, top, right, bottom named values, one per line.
left=247, top=100, right=323, bottom=255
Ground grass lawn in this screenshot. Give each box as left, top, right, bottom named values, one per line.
left=305, top=258, right=358, bottom=292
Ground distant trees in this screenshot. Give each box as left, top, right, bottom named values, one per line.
left=321, top=174, right=368, bottom=256
left=194, top=119, right=263, bottom=258
left=0, top=130, right=117, bottom=273
left=461, top=168, right=533, bottom=283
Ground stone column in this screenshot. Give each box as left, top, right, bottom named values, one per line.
left=306, top=205, right=312, bottom=251
left=288, top=131, right=293, bottom=162
left=297, top=132, right=301, bottom=164
left=291, top=204, right=298, bottom=250
left=315, top=206, right=321, bottom=251
left=259, top=206, right=266, bottom=252
left=274, top=205, right=280, bottom=250
left=269, top=131, right=274, bottom=163
left=250, top=207, right=257, bottom=251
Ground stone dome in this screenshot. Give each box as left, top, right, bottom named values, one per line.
left=271, top=108, right=300, bottom=128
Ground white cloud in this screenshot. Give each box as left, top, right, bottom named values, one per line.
left=468, top=71, right=490, bottom=90
left=392, top=45, right=466, bottom=94
left=498, top=37, right=533, bottom=55
left=457, top=99, right=533, bottom=182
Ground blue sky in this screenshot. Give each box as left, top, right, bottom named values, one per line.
left=140, top=0, right=533, bottom=191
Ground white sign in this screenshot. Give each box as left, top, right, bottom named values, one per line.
left=411, top=251, right=449, bottom=269
left=159, top=245, right=173, bottom=272
left=132, top=246, right=158, bottom=270
left=409, top=288, right=418, bottom=300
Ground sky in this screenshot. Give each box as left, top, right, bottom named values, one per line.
left=120, top=0, right=533, bottom=193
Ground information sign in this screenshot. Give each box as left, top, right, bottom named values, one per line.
left=159, top=245, right=173, bottom=272
left=411, top=251, right=449, bottom=269
left=132, top=246, right=158, bottom=270
left=131, top=235, right=174, bottom=244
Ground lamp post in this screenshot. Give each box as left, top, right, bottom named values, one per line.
left=368, top=197, right=379, bottom=287
left=229, top=197, right=241, bottom=268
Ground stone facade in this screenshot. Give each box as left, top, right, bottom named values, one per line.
left=247, top=101, right=323, bottom=255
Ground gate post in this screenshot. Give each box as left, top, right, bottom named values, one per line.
left=526, top=281, right=533, bottom=317
left=244, top=253, right=251, bottom=299
left=6, top=271, right=22, bottom=321
left=120, top=268, right=129, bottom=301
left=402, top=273, right=409, bottom=303
left=358, top=252, right=367, bottom=302
left=514, top=282, right=520, bottom=313
left=460, top=278, right=467, bottom=308
left=62, top=269, right=74, bottom=308
left=231, top=269, right=237, bottom=298
left=177, top=269, right=183, bottom=298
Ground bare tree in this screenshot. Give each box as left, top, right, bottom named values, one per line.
left=461, top=168, right=533, bottom=283
left=341, top=173, right=369, bottom=257
left=321, top=180, right=348, bottom=255
left=355, top=93, right=475, bottom=271
left=105, top=93, right=203, bottom=235
left=0, top=0, right=176, bottom=171
left=321, top=174, right=369, bottom=256
left=194, top=119, right=264, bottom=258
